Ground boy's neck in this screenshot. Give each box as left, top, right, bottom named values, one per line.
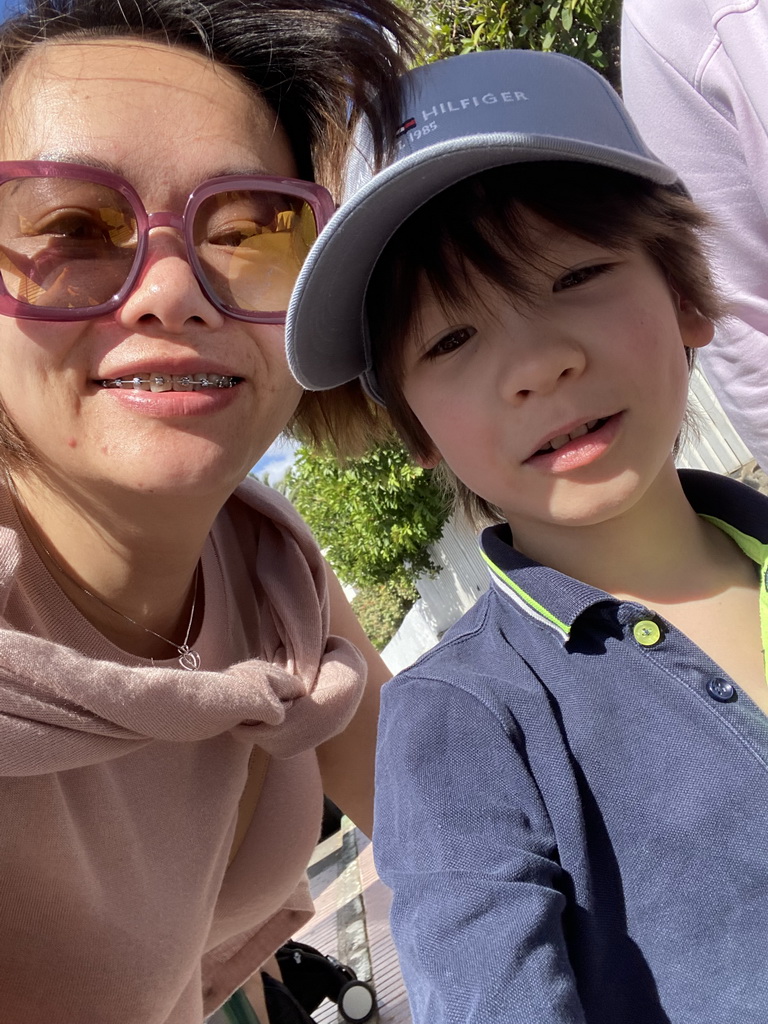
left=505, top=461, right=748, bottom=606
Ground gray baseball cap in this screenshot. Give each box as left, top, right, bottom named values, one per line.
left=286, top=48, right=680, bottom=403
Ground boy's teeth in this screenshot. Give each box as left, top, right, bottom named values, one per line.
left=549, top=434, right=571, bottom=451
left=538, top=417, right=607, bottom=454
left=100, top=372, right=238, bottom=391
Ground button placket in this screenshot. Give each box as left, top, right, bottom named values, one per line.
left=705, top=677, right=736, bottom=703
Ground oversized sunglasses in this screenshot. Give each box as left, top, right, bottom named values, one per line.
left=0, top=161, right=336, bottom=323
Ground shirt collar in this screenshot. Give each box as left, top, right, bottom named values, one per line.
left=480, top=524, right=608, bottom=642
left=479, top=469, right=768, bottom=644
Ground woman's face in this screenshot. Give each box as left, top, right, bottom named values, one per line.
left=0, top=39, right=305, bottom=503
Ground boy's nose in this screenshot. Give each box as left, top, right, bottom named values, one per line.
left=498, top=331, right=586, bottom=403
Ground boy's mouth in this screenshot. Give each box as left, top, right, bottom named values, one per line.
left=534, top=417, right=609, bottom=456
left=97, top=373, right=243, bottom=392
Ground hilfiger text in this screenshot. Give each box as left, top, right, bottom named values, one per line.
left=421, top=92, right=529, bottom=119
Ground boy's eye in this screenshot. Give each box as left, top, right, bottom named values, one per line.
left=554, top=263, right=612, bottom=292
left=426, top=326, right=477, bottom=358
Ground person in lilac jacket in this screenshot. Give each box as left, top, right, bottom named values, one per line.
left=622, top=0, right=768, bottom=469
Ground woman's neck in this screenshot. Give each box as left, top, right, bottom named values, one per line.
left=7, top=469, right=224, bottom=660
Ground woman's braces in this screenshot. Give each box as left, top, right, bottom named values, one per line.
left=99, top=373, right=241, bottom=392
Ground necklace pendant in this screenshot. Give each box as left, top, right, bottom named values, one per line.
left=178, top=647, right=201, bottom=671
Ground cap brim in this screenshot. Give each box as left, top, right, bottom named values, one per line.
left=286, top=132, right=678, bottom=393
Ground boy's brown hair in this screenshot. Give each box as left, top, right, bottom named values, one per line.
left=361, top=161, right=724, bottom=525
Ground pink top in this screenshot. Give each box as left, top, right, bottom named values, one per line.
left=622, top=0, right=768, bottom=467
left=0, top=478, right=366, bottom=1023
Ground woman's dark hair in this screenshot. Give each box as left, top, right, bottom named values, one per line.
left=0, top=0, right=423, bottom=467
left=364, top=161, right=724, bottom=525
left=0, top=0, right=422, bottom=193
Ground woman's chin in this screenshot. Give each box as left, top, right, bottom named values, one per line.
left=119, top=459, right=251, bottom=501
left=35, top=443, right=254, bottom=507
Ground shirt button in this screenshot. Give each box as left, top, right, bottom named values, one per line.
left=706, top=677, right=736, bottom=703
left=632, top=619, right=663, bottom=647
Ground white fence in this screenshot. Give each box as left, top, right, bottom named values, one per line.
left=381, top=365, right=753, bottom=674
left=676, top=365, right=752, bottom=472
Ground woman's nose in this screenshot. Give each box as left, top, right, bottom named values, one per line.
left=116, top=224, right=225, bottom=333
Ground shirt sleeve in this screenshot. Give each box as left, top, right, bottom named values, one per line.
left=373, top=673, right=586, bottom=1024
left=621, top=3, right=768, bottom=468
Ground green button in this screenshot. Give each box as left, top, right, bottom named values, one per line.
left=633, top=619, right=662, bottom=647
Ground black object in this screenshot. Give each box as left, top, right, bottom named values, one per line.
left=275, top=940, right=377, bottom=1023
left=262, top=972, right=316, bottom=1024
left=319, top=797, right=344, bottom=842
left=220, top=940, right=377, bottom=1024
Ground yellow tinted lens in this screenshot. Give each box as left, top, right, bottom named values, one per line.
left=0, top=176, right=137, bottom=308
left=195, top=190, right=318, bottom=312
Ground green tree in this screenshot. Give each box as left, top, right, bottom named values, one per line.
left=281, top=1, right=623, bottom=638
left=351, top=581, right=417, bottom=650
left=284, top=439, right=448, bottom=595
left=402, top=0, right=621, bottom=83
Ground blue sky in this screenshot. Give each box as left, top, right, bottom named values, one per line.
left=252, top=436, right=297, bottom=483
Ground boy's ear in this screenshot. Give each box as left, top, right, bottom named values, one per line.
left=414, top=448, right=441, bottom=470
left=671, top=288, right=714, bottom=349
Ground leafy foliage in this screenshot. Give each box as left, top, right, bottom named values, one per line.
left=402, top=0, right=621, bottom=83
left=284, top=440, right=448, bottom=593
left=352, top=580, right=419, bottom=650
left=281, top=3, right=623, bottom=629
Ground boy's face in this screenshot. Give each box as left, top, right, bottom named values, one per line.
left=400, top=213, right=713, bottom=550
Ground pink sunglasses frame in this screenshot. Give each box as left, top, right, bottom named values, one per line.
left=0, top=160, right=336, bottom=324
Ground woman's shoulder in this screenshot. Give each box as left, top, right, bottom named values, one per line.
left=0, top=480, right=24, bottom=596
left=228, top=476, right=318, bottom=548
left=220, top=477, right=324, bottom=577
left=215, top=477, right=328, bottom=610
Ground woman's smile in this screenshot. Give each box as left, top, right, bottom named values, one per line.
left=0, top=38, right=304, bottom=498
left=97, top=373, right=242, bottom=391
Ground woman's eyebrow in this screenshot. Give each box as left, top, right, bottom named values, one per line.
left=34, top=153, right=277, bottom=178
left=35, top=152, right=117, bottom=171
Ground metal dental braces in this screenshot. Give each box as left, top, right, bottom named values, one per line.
left=100, top=374, right=239, bottom=390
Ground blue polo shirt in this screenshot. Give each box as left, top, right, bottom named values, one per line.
left=374, top=469, right=768, bottom=1024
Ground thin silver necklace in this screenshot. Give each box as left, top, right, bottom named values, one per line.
left=9, top=483, right=202, bottom=671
